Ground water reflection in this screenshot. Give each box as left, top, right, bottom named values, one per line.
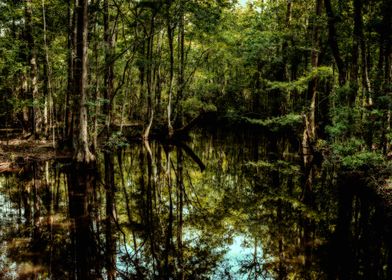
left=0, top=130, right=391, bottom=279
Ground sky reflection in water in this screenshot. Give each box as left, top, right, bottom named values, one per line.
left=0, top=130, right=390, bottom=279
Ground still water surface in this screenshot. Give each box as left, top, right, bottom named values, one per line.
left=0, top=130, right=391, bottom=279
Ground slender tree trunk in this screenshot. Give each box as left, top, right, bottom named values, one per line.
left=92, top=15, right=100, bottom=151
left=65, top=0, right=75, bottom=140
left=43, top=66, right=49, bottom=137
left=103, top=0, right=115, bottom=137
left=155, top=31, right=164, bottom=120
left=282, top=0, right=292, bottom=81
left=21, top=74, right=30, bottom=135
left=324, top=0, right=346, bottom=86
left=176, top=148, right=184, bottom=280
left=360, top=32, right=371, bottom=106
left=104, top=153, right=117, bottom=280
left=375, top=0, right=392, bottom=152
left=42, top=0, right=55, bottom=146
left=25, top=0, right=42, bottom=138
left=309, top=0, right=322, bottom=140
left=176, top=2, right=185, bottom=127
left=382, top=0, right=392, bottom=153
left=73, top=0, right=95, bottom=162
left=164, top=148, right=173, bottom=278
left=143, top=13, right=155, bottom=140
left=303, top=0, right=322, bottom=163
left=348, top=0, right=362, bottom=106
left=166, top=1, right=174, bottom=137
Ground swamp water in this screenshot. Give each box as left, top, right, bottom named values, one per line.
left=0, top=130, right=391, bottom=279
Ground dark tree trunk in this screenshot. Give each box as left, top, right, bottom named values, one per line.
left=166, top=0, right=174, bottom=137
left=73, top=0, right=95, bottom=162
left=309, top=0, right=323, bottom=140
left=176, top=2, right=185, bottom=127
left=67, top=165, right=97, bottom=279
left=281, top=0, right=292, bottom=81
left=324, top=0, right=346, bottom=86
left=176, top=147, right=184, bottom=279
left=42, top=0, right=54, bottom=144
left=104, top=153, right=117, bottom=279
left=103, top=0, right=115, bottom=137
left=65, top=0, right=76, bottom=141
left=303, top=0, right=323, bottom=163
left=348, top=0, right=362, bottom=106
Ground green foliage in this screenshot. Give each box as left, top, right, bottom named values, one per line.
left=331, top=138, right=385, bottom=170
left=243, top=113, right=302, bottom=131
left=267, top=66, right=333, bottom=93
left=103, top=132, right=129, bottom=151
left=326, top=106, right=364, bottom=139
left=0, top=0, right=390, bottom=180
left=182, top=97, right=217, bottom=119
left=7, top=97, right=32, bottom=114
left=331, top=138, right=365, bottom=156
left=255, top=195, right=325, bottom=222
left=244, top=160, right=300, bottom=176
left=340, top=151, right=384, bottom=170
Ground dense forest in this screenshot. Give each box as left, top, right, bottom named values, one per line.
left=0, top=0, right=391, bottom=165
left=2, top=0, right=392, bottom=279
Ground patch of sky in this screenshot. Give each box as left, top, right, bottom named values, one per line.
left=213, top=234, right=272, bottom=279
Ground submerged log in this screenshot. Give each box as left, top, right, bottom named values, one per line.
left=116, top=112, right=216, bottom=141
left=174, top=112, right=208, bottom=135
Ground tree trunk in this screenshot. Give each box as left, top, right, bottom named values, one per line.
left=92, top=17, right=100, bottom=151
left=143, top=13, right=156, bottom=140
left=73, top=0, right=95, bottom=163
left=303, top=0, right=322, bottom=161
left=324, top=0, right=346, bottom=86
left=65, top=0, right=75, bottom=140
left=176, top=147, right=184, bottom=280
left=348, top=0, right=362, bottom=106
left=104, top=152, right=117, bottom=279
left=308, top=0, right=322, bottom=140
left=176, top=3, right=185, bottom=127
left=25, top=0, right=42, bottom=138
left=21, top=74, right=30, bottom=135
left=166, top=1, right=174, bottom=137
left=360, top=30, right=371, bottom=106
left=42, top=0, right=55, bottom=146
left=382, top=0, right=392, bottom=153
left=103, top=0, right=115, bottom=137
left=282, top=0, right=292, bottom=81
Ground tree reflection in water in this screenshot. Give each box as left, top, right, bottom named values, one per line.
left=0, top=130, right=391, bottom=279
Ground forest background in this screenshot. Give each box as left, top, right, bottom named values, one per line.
left=0, top=0, right=391, bottom=169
